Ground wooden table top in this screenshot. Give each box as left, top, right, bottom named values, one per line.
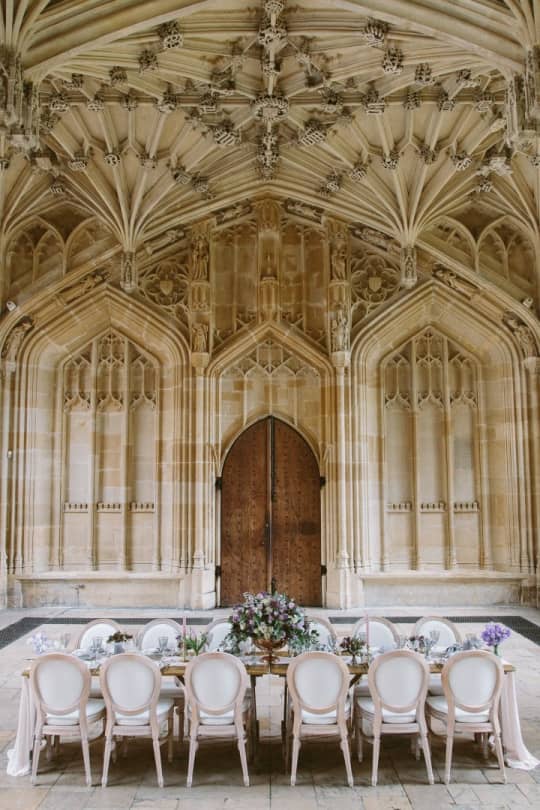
left=22, top=653, right=516, bottom=678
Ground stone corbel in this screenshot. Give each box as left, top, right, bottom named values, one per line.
left=1, top=316, right=34, bottom=374
left=120, top=251, right=137, bottom=293
left=400, top=245, right=417, bottom=289
left=503, top=311, right=539, bottom=359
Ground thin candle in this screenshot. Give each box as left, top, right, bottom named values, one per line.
left=365, top=613, right=370, bottom=648
left=182, top=614, right=187, bottom=637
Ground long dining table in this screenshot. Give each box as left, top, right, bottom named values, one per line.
left=7, top=654, right=539, bottom=777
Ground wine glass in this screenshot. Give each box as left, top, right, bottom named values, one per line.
left=60, top=633, right=71, bottom=650
left=157, top=636, right=169, bottom=657
left=429, top=629, right=440, bottom=645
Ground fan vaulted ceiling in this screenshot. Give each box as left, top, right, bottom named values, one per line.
left=1, top=0, right=539, bottom=262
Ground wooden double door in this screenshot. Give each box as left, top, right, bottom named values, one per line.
left=220, top=417, right=321, bottom=606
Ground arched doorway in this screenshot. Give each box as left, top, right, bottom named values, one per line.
left=220, top=417, right=321, bottom=606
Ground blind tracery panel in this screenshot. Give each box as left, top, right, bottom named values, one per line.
left=61, top=330, right=158, bottom=570
left=382, top=329, right=483, bottom=571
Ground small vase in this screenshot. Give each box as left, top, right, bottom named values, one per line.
left=493, top=644, right=500, bottom=657
left=254, top=637, right=285, bottom=665
left=113, top=642, right=124, bottom=655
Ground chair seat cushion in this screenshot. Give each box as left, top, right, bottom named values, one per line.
left=356, top=697, right=416, bottom=724
left=46, top=699, right=105, bottom=727
left=301, top=698, right=351, bottom=725
left=198, top=698, right=250, bottom=726
left=426, top=696, right=489, bottom=724
left=115, top=698, right=174, bottom=726
left=427, top=674, right=444, bottom=696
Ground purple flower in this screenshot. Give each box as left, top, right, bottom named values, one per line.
left=480, top=622, right=511, bottom=647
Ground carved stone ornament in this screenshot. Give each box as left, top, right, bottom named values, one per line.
left=456, top=69, right=478, bottom=89
left=86, top=93, right=104, bottom=112
left=361, top=86, right=386, bottom=115
left=330, top=303, right=350, bottom=352
left=381, top=150, right=400, bottom=170
left=1, top=316, right=34, bottom=367
left=252, top=93, right=289, bottom=121
left=503, top=311, right=539, bottom=358
left=49, top=178, right=66, bottom=195
left=352, top=226, right=400, bottom=254
left=382, top=48, right=403, bottom=75
left=139, top=152, right=157, bottom=169
left=474, top=92, right=493, bottom=112
left=437, top=87, right=455, bottom=112
left=414, top=63, right=435, bottom=87
left=144, top=228, right=185, bottom=255
left=319, top=170, right=342, bottom=197
left=191, top=322, right=208, bottom=353
left=404, top=90, right=422, bottom=110
left=400, top=246, right=417, bottom=289
left=140, top=260, right=189, bottom=314
left=351, top=252, right=400, bottom=319
left=57, top=269, right=109, bottom=305
left=50, top=92, right=69, bottom=113
left=257, top=131, right=280, bottom=178
left=104, top=151, right=121, bottom=167
left=120, top=251, right=137, bottom=292
left=297, top=119, right=327, bottom=146
left=433, top=265, right=477, bottom=299
left=191, top=234, right=210, bottom=281
left=121, top=92, right=138, bottom=112
left=257, top=18, right=288, bottom=47
left=158, top=21, right=184, bottom=49
left=171, top=164, right=190, bottom=183
left=191, top=175, right=212, bottom=198
left=68, top=154, right=88, bottom=171
left=451, top=151, right=473, bottom=171
left=320, top=88, right=343, bottom=115
left=348, top=161, right=368, bottom=181
left=139, top=49, right=158, bottom=73
left=212, top=120, right=241, bottom=147
left=109, top=66, right=127, bottom=86
left=329, top=228, right=348, bottom=281
left=284, top=198, right=323, bottom=222
left=156, top=89, right=177, bottom=114
left=363, top=18, right=389, bottom=47
left=216, top=201, right=252, bottom=224
left=418, top=143, right=438, bottom=164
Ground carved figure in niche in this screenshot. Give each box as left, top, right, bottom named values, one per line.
left=503, top=313, right=538, bottom=357
left=58, top=269, right=109, bottom=304
left=191, top=234, right=209, bottom=280
left=330, top=230, right=348, bottom=280
left=192, top=322, right=208, bottom=353
left=331, top=304, right=349, bottom=352
left=1, top=316, right=34, bottom=362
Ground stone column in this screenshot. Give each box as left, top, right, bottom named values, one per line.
left=524, top=357, right=540, bottom=604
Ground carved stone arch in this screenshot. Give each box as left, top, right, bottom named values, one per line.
left=5, top=217, right=64, bottom=297
left=350, top=281, right=528, bottom=578
left=424, top=216, right=476, bottom=270
left=65, top=216, right=118, bottom=272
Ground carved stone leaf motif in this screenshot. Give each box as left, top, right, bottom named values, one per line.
left=139, top=259, right=189, bottom=317
left=351, top=250, right=400, bottom=321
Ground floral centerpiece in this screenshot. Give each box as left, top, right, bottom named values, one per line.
left=226, top=591, right=312, bottom=663
left=106, top=631, right=133, bottom=654
left=177, top=630, right=208, bottom=658
left=480, top=622, right=510, bottom=656
left=339, top=636, right=366, bottom=664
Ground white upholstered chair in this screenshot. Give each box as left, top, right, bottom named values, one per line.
left=413, top=616, right=463, bottom=696
left=30, top=653, right=105, bottom=786
left=426, top=650, right=506, bottom=784
left=352, top=616, right=399, bottom=650
left=355, top=650, right=434, bottom=787
left=352, top=617, right=400, bottom=698
left=136, top=618, right=185, bottom=741
left=100, top=653, right=174, bottom=788
left=184, top=652, right=251, bottom=787
left=306, top=615, right=337, bottom=648
left=286, top=651, right=354, bottom=787
left=75, top=619, right=124, bottom=650
left=204, top=618, right=233, bottom=651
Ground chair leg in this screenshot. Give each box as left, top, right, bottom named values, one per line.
left=420, top=729, right=434, bottom=785
left=340, top=733, right=354, bottom=788
left=167, top=712, right=174, bottom=764
left=152, top=732, right=164, bottom=789
left=371, top=729, right=381, bottom=787
left=31, top=728, right=43, bottom=786
left=80, top=731, right=92, bottom=788
left=492, top=721, right=506, bottom=784
left=444, top=732, right=454, bottom=785
left=102, top=731, right=113, bottom=788
left=237, top=730, right=250, bottom=787
left=290, top=735, right=301, bottom=787
left=355, top=715, right=363, bottom=763
left=186, top=736, right=198, bottom=787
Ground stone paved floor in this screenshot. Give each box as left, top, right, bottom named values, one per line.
left=0, top=606, right=538, bottom=809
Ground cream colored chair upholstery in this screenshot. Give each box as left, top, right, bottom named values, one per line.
left=426, top=650, right=505, bottom=784
left=30, top=653, right=105, bottom=787
left=100, top=653, right=174, bottom=788
left=355, top=649, right=434, bottom=787
left=184, top=652, right=251, bottom=787
left=286, top=651, right=353, bottom=787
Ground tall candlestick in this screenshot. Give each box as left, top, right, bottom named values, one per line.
left=365, top=613, right=370, bottom=649
left=182, top=613, right=187, bottom=637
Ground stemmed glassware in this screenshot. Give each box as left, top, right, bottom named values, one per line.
left=60, top=633, right=71, bottom=650
left=89, top=636, right=103, bottom=667
left=157, top=636, right=169, bottom=658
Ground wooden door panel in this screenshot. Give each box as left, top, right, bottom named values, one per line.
left=220, top=421, right=267, bottom=605
left=272, top=420, right=321, bottom=606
